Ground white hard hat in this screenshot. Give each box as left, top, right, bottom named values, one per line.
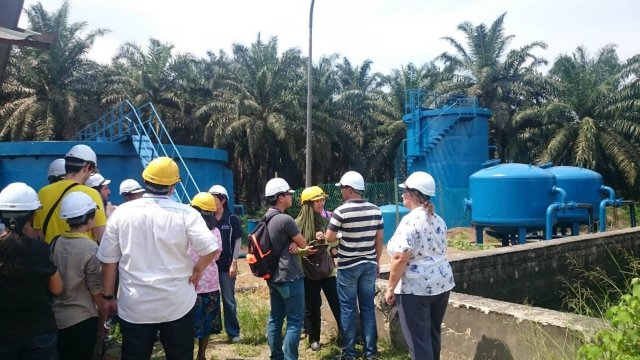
left=399, top=171, right=436, bottom=197
left=86, top=173, right=111, bottom=188
left=265, top=178, right=295, bottom=197
left=335, top=171, right=365, bottom=191
left=119, top=179, right=145, bottom=195
left=208, top=184, right=229, bottom=198
left=47, top=158, right=66, bottom=177
left=60, top=192, right=97, bottom=219
left=65, top=144, right=97, bottom=165
left=0, top=182, right=42, bottom=212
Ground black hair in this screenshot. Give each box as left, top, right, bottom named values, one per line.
left=48, top=175, right=64, bottom=184
left=64, top=156, right=94, bottom=174
left=66, top=209, right=96, bottom=227
left=144, top=180, right=170, bottom=195
left=213, top=194, right=229, bottom=211
left=0, top=211, right=35, bottom=279
left=191, top=205, right=215, bottom=230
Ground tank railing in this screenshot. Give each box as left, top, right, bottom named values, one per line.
left=76, top=100, right=199, bottom=204
left=130, top=102, right=200, bottom=203
left=75, top=101, right=139, bottom=141
left=598, top=185, right=622, bottom=232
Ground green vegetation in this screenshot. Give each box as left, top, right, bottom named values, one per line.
left=2, top=2, right=639, bottom=210
left=578, top=278, right=640, bottom=360
left=234, top=289, right=270, bottom=345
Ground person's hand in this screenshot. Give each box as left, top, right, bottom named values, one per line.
left=304, top=246, right=318, bottom=255
left=100, top=298, right=118, bottom=319
left=385, top=288, right=395, bottom=305
left=229, top=261, right=238, bottom=279
left=315, top=231, right=325, bottom=241
left=189, top=266, right=203, bottom=285
left=288, top=242, right=299, bottom=254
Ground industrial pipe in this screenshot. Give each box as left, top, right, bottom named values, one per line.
left=598, top=185, right=622, bottom=232
left=544, top=186, right=568, bottom=240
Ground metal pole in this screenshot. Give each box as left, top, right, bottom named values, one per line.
left=305, top=0, right=315, bottom=187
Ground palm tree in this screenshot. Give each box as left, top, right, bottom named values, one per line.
left=514, top=46, right=640, bottom=190
left=101, top=38, right=203, bottom=143
left=333, top=57, right=387, bottom=178
left=204, top=35, right=305, bottom=210
left=0, top=1, right=107, bottom=140
left=438, top=12, right=548, bottom=160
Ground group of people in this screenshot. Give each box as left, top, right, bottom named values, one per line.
left=262, top=170, right=455, bottom=360
left=0, top=145, right=242, bottom=360
left=0, top=142, right=455, bottom=360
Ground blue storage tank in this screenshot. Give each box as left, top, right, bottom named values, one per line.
left=468, top=162, right=559, bottom=244
left=379, top=204, right=410, bottom=244
left=0, top=141, right=235, bottom=207
left=545, top=166, right=603, bottom=231
left=402, top=91, right=492, bottom=228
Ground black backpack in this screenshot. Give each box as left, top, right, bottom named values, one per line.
left=246, top=211, right=284, bottom=280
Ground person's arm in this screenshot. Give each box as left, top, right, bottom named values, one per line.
left=100, top=262, right=118, bottom=318
left=384, top=251, right=411, bottom=305
left=92, top=225, right=105, bottom=243
left=375, top=229, right=384, bottom=265
left=190, top=251, right=217, bottom=285
left=48, top=271, right=63, bottom=296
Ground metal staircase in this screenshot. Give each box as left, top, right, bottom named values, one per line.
left=74, top=100, right=199, bottom=203
left=400, top=89, right=481, bottom=169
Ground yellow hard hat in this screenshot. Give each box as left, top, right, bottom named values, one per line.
left=142, top=157, right=180, bottom=186
left=300, top=186, right=327, bottom=204
left=190, top=192, right=216, bottom=212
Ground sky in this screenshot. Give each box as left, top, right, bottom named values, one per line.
left=19, top=0, right=640, bottom=74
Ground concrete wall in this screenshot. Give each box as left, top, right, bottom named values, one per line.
left=319, top=228, right=639, bottom=359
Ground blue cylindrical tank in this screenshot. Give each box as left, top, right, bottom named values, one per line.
left=379, top=204, right=410, bottom=244
left=0, top=141, right=235, bottom=207
left=545, top=166, right=603, bottom=223
left=469, top=163, right=557, bottom=228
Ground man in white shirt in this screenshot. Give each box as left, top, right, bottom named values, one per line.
left=97, top=157, right=219, bottom=360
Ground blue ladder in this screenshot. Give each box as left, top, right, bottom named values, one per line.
left=74, top=100, right=199, bottom=203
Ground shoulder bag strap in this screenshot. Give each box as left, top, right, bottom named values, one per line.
left=42, top=183, right=80, bottom=237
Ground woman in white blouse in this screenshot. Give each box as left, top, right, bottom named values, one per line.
left=384, top=171, right=455, bottom=360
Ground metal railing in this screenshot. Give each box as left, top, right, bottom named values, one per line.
left=75, top=101, right=200, bottom=203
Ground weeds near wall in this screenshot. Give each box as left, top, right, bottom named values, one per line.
left=578, top=277, right=640, bottom=359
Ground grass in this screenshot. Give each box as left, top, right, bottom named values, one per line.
left=447, top=231, right=498, bottom=251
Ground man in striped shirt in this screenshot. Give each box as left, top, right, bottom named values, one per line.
left=326, top=171, right=384, bottom=360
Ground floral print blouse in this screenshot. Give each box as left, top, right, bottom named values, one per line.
left=189, top=227, right=222, bottom=294
left=387, top=207, right=455, bottom=296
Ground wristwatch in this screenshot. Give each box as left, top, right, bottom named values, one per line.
left=101, top=293, right=114, bottom=300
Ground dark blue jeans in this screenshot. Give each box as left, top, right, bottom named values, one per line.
left=397, top=292, right=450, bottom=360
left=119, top=306, right=195, bottom=360
left=267, top=277, right=305, bottom=360
left=337, top=262, right=378, bottom=358
left=219, top=271, right=241, bottom=338
left=0, top=331, right=57, bottom=360
left=57, top=316, right=99, bottom=360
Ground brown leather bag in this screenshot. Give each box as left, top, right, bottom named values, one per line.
left=302, top=246, right=335, bottom=280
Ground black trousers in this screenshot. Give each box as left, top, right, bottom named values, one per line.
left=119, top=306, right=195, bottom=360
left=304, top=276, right=341, bottom=343
left=57, top=316, right=99, bottom=360
left=397, top=292, right=450, bottom=360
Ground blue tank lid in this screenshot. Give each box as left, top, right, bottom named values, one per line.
left=545, top=166, right=602, bottom=180
left=471, top=163, right=555, bottom=179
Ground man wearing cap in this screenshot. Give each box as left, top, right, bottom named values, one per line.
left=263, top=177, right=309, bottom=360
left=98, top=156, right=220, bottom=360
left=119, top=179, right=145, bottom=202
left=325, top=171, right=384, bottom=360
left=87, top=173, right=117, bottom=217
left=34, top=144, right=108, bottom=244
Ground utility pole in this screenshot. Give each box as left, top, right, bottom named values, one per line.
left=305, top=0, right=315, bottom=187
